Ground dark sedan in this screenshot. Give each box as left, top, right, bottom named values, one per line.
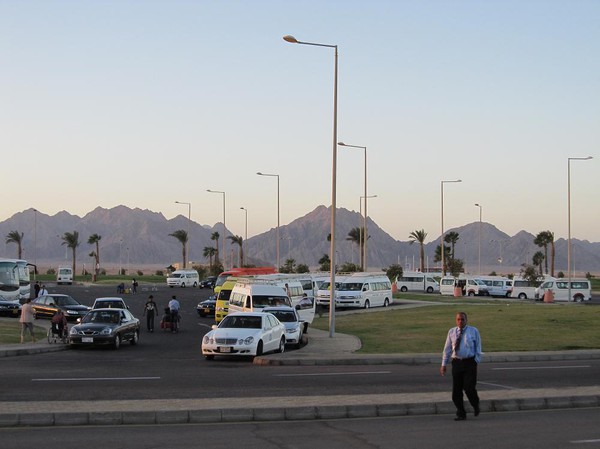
left=32, top=294, right=91, bottom=321
left=69, top=308, right=140, bottom=349
left=199, top=276, right=217, bottom=289
left=0, top=297, right=21, bottom=317
left=197, top=295, right=216, bottom=317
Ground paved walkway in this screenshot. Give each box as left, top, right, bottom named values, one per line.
left=2, top=318, right=600, bottom=427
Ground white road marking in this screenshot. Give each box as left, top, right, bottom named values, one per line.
left=273, top=371, right=392, bottom=377
left=571, top=439, right=600, bottom=444
left=492, top=365, right=590, bottom=371
left=32, top=377, right=161, bottom=382
left=478, top=381, right=518, bottom=389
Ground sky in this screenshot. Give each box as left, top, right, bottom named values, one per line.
left=2, top=0, right=599, bottom=244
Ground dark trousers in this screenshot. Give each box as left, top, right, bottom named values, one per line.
left=146, top=311, right=155, bottom=331
left=451, top=358, right=480, bottom=416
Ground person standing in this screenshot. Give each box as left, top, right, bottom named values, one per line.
left=143, top=295, right=158, bottom=332
left=20, top=298, right=36, bottom=344
left=38, top=284, right=49, bottom=296
left=132, top=278, right=138, bottom=294
left=168, top=295, right=180, bottom=333
left=440, top=311, right=482, bottom=421
left=34, top=281, right=41, bottom=298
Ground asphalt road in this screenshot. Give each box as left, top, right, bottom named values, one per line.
left=2, top=408, right=600, bottom=449
left=3, top=283, right=600, bottom=404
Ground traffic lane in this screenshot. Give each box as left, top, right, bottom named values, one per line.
left=3, top=347, right=600, bottom=402
left=3, top=408, right=600, bottom=449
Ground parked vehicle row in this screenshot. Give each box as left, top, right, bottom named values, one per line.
left=316, top=272, right=393, bottom=309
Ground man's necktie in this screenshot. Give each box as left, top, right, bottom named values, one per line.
left=454, top=328, right=462, bottom=354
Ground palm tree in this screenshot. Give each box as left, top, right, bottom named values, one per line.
left=211, top=232, right=220, bottom=265
left=532, top=251, right=545, bottom=276
left=203, top=246, right=216, bottom=270
left=346, top=227, right=365, bottom=270
left=408, top=229, right=427, bottom=272
left=87, top=233, right=102, bottom=280
left=318, top=254, right=330, bottom=272
left=169, top=229, right=188, bottom=268
left=5, top=230, right=24, bottom=259
left=227, top=235, right=244, bottom=267
left=444, top=231, right=460, bottom=259
left=61, top=231, right=80, bottom=276
left=534, top=231, right=554, bottom=275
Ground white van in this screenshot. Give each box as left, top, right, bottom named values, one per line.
left=476, top=276, right=512, bottom=297
left=396, top=272, right=439, bottom=293
left=315, top=275, right=349, bottom=308
left=440, top=276, right=489, bottom=296
left=334, top=272, right=393, bottom=309
left=536, top=278, right=592, bottom=302
left=228, top=279, right=293, bottom=313
left=510, top=277, right=545, bottom=299
left=56, top=267, right=73, bottom=285
left=167, top=269, right=199, bottom=288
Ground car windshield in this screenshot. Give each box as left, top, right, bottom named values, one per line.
left=54, top=296, right=78, bottom=306
left=220, top=315, right=262, bottom=329
left=82, top=310, right=120, bottom=324
left=95, top=300, right=124, bottom=308
left=266, top=311, right=296, bottom=323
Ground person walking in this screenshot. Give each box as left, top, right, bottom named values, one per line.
left=143, top=295, right=158, bottom=332
left=132, top=278, right=138, bottom=294
left=168, top=295, right=180, bottom=333
left=20, top=298, right=36, bottom=344
left=440, top=311, right=482, bottom=421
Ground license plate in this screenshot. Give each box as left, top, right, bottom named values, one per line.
left=82, top=337, right=94, bottom=343
left=204, top=308, right=211, bottom=313
left=219, top=347, right=232, bottom=353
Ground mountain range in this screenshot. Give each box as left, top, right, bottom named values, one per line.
left=2, top=205, right=600, bottom=275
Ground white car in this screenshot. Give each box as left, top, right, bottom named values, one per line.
left=92, top=297, right=129, bottom=310
left=202, top=312, right=286, bottom=360
left=262, top=306, right=303, bottom=349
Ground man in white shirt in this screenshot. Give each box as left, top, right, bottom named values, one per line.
left=168, top=296, right=180, bottom=333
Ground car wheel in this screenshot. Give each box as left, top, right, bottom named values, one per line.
left=256, top=340, right=263, bottom=356
left=364, top=299, right=370, bottom=309
left=518, top=293, right=527, bottom=299
left=383, top=298, right=389, bottom=307
left=574, top=294, right=583, bottom=302
left=205, top=355, right=214, bottom=361
left=114, top=334, right=121, bottom=350
left=193, top=282, right=198, bottom=288
left=427, top=287, right=434, bottom=293
left=130, top=330, right=139, bottom=345
left=468, top=291, right=475, bottom=297
left=277, top=336, right=286, bottom=353
left=181, top=283, right=186, bottom=288
left=400, top=286, right=408, bottom=292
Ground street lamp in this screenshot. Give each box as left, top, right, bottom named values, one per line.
left=339, top=142, right=368, bottom=271
left=257, top=172, right=280, bottom=271
left=359, top=194, right=377, bottom=271
left=175, top=200, right=191, bottom=268
left=33, top=208, right=38, bottom=279
left=568, top=156, right=593, bottom=301
left=240, top=207, right=248, bottom=265
left=207, top=189, right=226, bottom=270
left=440, top=179, right=462, bottom=275
left=284, top=34, right=338, bottom=338
left=474, top=203, right=482, bottom=275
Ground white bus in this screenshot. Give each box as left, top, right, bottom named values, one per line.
left=0, top=259, right=21, bottom=302
left=396, top=272, right=439, bottom=293
left=475, top=276, right=512, bottom=298
left=335, top=272, right=393, bottom=309
left=510, top=276, right=548, bottom=299
left=536, top=278, right=592, bottom=302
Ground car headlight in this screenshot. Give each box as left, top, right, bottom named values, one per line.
left=242, top=336, right=254, bottom=345
left=287, top=325, right=300, bottom=334
left=65, top=310, right=77, bottom=315
left=100, top=327, right=113, bottom=335
left=69, top=327, right=77, bottom=335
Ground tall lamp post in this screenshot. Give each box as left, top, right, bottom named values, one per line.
left=207, top=189, right=226, bottom=270
left=33, top=208, right=38, bottom=279
left=441, top=179, right=462, bottom=275
left=339, top=142, right=368, bottom=271
left=359, top=194, right=377, bottom=271
left=175, top=200, right=191, bottom=268
left=568, top=156, right=593, bottom=301
left=474, top=203, right=482, bottom=275
left=257, top=172, right=280, bottom=271
left=240, top=207, right=248, bottom=266
left=284, top=34, right=338, bottom=337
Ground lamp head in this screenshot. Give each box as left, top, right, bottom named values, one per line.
left=283, top=35, right=298, bottom=43
left=256, top=172, right=263, bottom=175
left=338, top=141, right=346, bottom=146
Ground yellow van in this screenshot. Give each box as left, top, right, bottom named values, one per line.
left=214, top=277, right=237, bottom=323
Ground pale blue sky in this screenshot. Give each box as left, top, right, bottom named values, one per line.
left=2, top=0, right=598, bottom=243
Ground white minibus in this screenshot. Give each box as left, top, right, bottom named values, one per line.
left=167, top=269, right=199, bottom=288
left=510, top=277, right=546, bottom=299
left=536, top=278, right=592, bottom=302
left=57, top=266, right=73, bottom=285
left=335, top=272, right=393, bottom=309
left=440, top=276, right=489, bottom=296
left=476, top=276, right=512, bottom=297
left=396, top=272, right=439, bottom=293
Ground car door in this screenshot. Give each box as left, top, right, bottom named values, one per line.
left=263, top=315, right=277, bottom=352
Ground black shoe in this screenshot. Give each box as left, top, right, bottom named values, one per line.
left=474, top=406, right=480, bottom=417
left=454, top=415, right=466, bottom=421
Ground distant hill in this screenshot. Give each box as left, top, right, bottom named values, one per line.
left=1, top=205, right=599, bottom=275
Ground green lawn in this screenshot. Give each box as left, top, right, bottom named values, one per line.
left=0, top=321, right=47, bottom=344
left=311, top=300, right=600, bottom=354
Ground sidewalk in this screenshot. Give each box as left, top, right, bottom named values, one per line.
left=1, top=323, right=600, bottom=427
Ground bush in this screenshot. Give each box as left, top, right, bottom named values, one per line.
left=137, top=270, right=144, bottom=276
left=46, top=268, right=56, bottom=275
left=155, top=270, right=164, bottom=276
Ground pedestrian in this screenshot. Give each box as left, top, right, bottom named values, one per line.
left=38, top=284, right=49, bottom=296
left=34, top=281, right=41, bottom=298
left=143, top=295, right=158, bottom=332
left=132, top=278, right=138, bottom=294
left=440, top=311, right=482, bottom=421
left=51, top=307, right=68, bottom=339
left=168, top=295, right=180, bottom=333
left=20, top=297, right=36, bottom=344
